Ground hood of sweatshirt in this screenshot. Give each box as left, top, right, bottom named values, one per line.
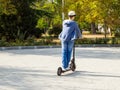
left=63, top=20, right=74, bottom=27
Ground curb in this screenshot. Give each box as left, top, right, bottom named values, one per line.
left=76, top=44, right=120, bottom=47
left=0, top=44, right=120, bottom=51
left=0, top=45, right=61, bottom=51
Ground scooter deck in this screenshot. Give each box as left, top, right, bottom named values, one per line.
left=61, top=68, right=72, bottom=73
left=57, top=66, right=76, bottom=76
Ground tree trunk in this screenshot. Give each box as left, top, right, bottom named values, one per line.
left=91, top=22, right=96, bottom=34
left=104, top=20, right=107, bottom=44
left=104, top=21, right=107, bottom=39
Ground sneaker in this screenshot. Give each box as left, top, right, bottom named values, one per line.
left=62, top=66, right=70, bottom=71
left=65, top=67, right=70, bottom=70
left=62, top=67, right=66, bottom=71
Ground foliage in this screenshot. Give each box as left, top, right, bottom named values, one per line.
left=114, top=28, right=120, bottom=37
left=76, top=38, right=111, bottom=44
left=0, top=0, right=120, bottom=46
left=0, top=0, right=53, bottom=41
left=47, top=24, right=62, bottom=37
left=63, top=0, right=120, bottom=35
left=1, top=37, right=120, bottom=47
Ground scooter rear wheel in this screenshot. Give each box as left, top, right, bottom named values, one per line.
left=70, top=62, right=76, bottom=71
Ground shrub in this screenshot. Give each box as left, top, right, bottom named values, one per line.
left=111, top=37, right=120, bottom=44
left=75, top=38, right=110, bottom=44
left=0, top=37, right=9, bottom=47
left=48, top=24, right=62, bottom=37
left=115, top=28, right=120, bottom=37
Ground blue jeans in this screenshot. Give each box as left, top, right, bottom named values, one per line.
left=61, top=40, right=74, bottom=69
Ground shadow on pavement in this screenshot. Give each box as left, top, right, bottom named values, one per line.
left=0, top=66, right=120, bottom=90
left=0, top=66, right=57, bottom=90
left=63, top=71, right=120, bottom=78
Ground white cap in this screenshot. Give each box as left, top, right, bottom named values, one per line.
left=68, top=11, right=76, bottom=16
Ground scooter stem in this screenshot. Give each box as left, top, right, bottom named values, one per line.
left=72, top=44, right=75, bottom=60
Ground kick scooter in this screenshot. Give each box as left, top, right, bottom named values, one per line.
left=57, top=45, right=76, bottom=76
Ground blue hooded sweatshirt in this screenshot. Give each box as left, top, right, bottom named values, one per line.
left=59, top=20, right=82, bottom=41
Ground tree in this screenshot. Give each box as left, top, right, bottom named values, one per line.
left=61, top=0, right=120, bottom=35
left=0, top=0, right=18, bottom=40
left=61, top=0, right=101, bottom=33
left=0, top=0, right=53, bottom=41
left=35, top=0, right=62, bottom=36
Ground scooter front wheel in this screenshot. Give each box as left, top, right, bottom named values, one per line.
left=57, top=67, right=62, bottom=76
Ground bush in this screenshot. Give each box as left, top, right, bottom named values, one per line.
left=0, top=37, right=120, bottom=47
left=95, top=38, right=110, bottom=44
left=75, top=38, right=110, bottom=44
left=115, top=28, right=120, bottom=37
left=32, top=28, right=43, bottom=38
left=0, top=37, right=9, bottom=47
left=47, top=25, right=62, bottom=37
left=111, top=37, right=120, bottom=44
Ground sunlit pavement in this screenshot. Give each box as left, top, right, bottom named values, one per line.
left=0, top=47, right=120, bottom=90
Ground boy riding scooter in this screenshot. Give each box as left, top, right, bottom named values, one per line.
left=57, top=11, right=82, bottom=76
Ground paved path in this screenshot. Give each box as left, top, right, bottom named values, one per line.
left=0, top=47, right=120, bottom=90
